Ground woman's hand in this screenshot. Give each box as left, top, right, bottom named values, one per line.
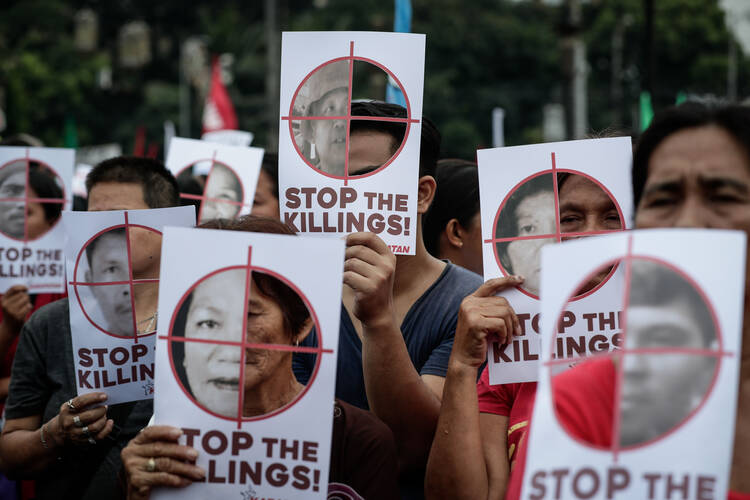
left=1, top=285, right=32, bottom=333
left=121, top=425, right=205, bottom=500
left=50, top=392, right=113, bottom=447
left=451, top=276, right=523, bottom=370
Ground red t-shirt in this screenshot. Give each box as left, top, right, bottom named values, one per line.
left=505, top=358, right=748, bottom=499
left=476, top=366, right=537, bottom=470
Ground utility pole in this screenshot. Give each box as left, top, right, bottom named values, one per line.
left=562, top=0, right=587, bottom=139
left=265, top=0, right=280, bottom=152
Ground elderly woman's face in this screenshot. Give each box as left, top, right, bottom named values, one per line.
left=200, top=165, right=242, bottom=223
left=183, top=269, right=292, bottom=417
left=506, top=190, right=556, bottom=295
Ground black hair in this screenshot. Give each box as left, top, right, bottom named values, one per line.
left=28, top=165, right=64, bottom=223
left=423, top=159, right=479, bottom=256
left=628, top=259, right=715, bottom=347
left=86, top=156, right=179, bottom=208
left=495, top=173, right=554, bottom=273
left=261, top=152, right=279, bottom=199
left=633, top=102, right=750, bottom=207
left=85, top=227, right=126, bottom=269
left=349, top=101, right=441, bottom=178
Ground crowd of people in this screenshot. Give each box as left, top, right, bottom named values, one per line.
left=0, top=98, right=746, bottom=500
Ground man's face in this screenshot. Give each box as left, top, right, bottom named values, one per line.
left=88, top=181, right=162, bottom=279
left=348, top=130, right=396, bottom=174
left=0, top=169, right=27, bottom=239
left=619, top=303, right=715, bottom=446
left=201, top=165, right=242, bottom=222
left=251, top=169, right=280, bottom=219
left=86, top=231, right=133, bottom=336
left=310, top=88, right=348, bottom=175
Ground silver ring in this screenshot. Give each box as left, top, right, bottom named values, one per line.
left=73, top=416, right=83, bottom=428
left=87, top=437, right=97, bottom=445
left=66, top=399, right=76, bottom=411
left=82, top=425, right=90, bottom=437
left=146, top=457, right=156, bottom=473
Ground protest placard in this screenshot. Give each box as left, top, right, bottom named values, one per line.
left=202, top=130, right=254, bottom=148
left=477, top=137, right=633, bottom=384
left=0, top=147, right=73, bottom=293
left=64, top=206, right=195, bottom=405
left=520, top=229, right=745, bottom=500
left=278, top=31, right=425, bottom=255
left=153, top=227, right=343, bottom=499
left=166, top=137, right=264, bottom=223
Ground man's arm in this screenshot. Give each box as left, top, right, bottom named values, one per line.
left=344, top=232, right=442, bottom=470
left=425, top=277, right=521, bottom=499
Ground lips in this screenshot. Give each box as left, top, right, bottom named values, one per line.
left=209, top=377, right=239, bottom=391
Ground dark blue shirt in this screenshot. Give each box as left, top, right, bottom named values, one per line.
left=293, top=262, right=483, bottom=409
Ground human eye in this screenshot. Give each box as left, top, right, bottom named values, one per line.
left=519, top=224, right=535, bottom=235
left=196, top=318, right=220, bottom=329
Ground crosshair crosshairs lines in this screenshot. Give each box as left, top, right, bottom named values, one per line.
left=484, top=153, right=625, bottom=299
left=162, top=246, right=333, bottom=428
left=69, top=212, right=161, bottom=342
left=282, top=41, right=420, bottom=185
left=176, top=151, right=247, bottom=224
left=546, top=235, right=734, bottom=461
left=0, top=149, right=66, bottom=242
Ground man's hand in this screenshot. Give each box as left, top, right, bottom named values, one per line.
left=51, top=392, right=113, bottom=447
left=451, top=277, right=523, bottom=369
left=1, top=285, right=32, bottom=332
left=122, top=426, right=204, bottom=500
left=343, top=232, right=397, bottom=328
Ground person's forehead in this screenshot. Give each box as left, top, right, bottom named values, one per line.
left=192, top=270, right=244, bottom=303
left=90, top=233, right=126, bottom=259
left=88, top=181, right=148, bottom=211
left=647, top=125, right=750, bottom=182
left=517, top=190, right=553, bottom=214
left=348, top=130, right=395, bottom=172
left=628, top=304, right=701, bottom=334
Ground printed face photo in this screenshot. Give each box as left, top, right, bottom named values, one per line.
left=0, top=160, right=65, bottom=241
left=294, top=60, right=350, bottom=176
left=83, top=229, right=134, bottom=336
left=618, top=260, right=717, bottom=447
left=495, top=173, right=556, bottom=296
left=200, top=164, right=243, bottom=223
left=172, top=268, right=309, bottom=419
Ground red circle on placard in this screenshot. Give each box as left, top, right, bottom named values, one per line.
left=175, top=159, right=247, bottom=222
left=490, top=169, right=624, bottom=300
left=72, top=223, right=162, bottom=340
left=286, top=49, right=415, bottom=181
left=166, top=264, right=325, bottom=424
left=549, top=255, right=723, bottom=453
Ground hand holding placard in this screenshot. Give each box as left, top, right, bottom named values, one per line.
left=343, top=232, right=397, bottom=329
left=451, top=277, right=523, bottom=369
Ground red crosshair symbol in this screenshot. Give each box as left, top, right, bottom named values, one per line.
left=484, top=152, right=625, bottom=300
left=177, top=151, right=247, bottom=224
left=282, top=41, right=421, bottom=185
left=70, top=211, right=161, bottom=342
left=0, top=149, right=67, bottom=242
left=545, top=234, right=734, bottom=461
left=162, top=246, right=334, bottom=428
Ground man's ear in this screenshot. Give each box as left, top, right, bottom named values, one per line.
left=444, top=218, right=465, bottom=249
left=294, top=317, right=314, bottom=345
left=417, top=175, right=437, bottom=215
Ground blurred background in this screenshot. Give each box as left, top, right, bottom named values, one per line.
left=1, top=0, right=749, bottom=160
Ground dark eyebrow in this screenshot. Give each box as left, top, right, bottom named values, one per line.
left=641, top=180, right=683, bottom=198
left=698, top=175, right=750, bottom=194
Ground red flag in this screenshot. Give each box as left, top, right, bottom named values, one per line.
left=202, top=58, right=238, bottom=134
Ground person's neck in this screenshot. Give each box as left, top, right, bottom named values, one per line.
left=242, top=369, right=303, bottom=417
left=393, top=223, right=446, bottom=298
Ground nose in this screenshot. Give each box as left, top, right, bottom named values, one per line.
left=621, top=351, right=649, bottom=378
left=673, top=196, right=710, bottom=228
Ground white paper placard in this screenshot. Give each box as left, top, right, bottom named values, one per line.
left=520, top=229, right=745, bottom=499
left=0, top=147, right=74, bottom=293
left=153, top=228, right=343, bottom=500
left=166, top=137, right=264, bottom=223
left=64, top=206, right=195, bottom=405
left=201, top=130, right=254, bottom=148
left=477, top=137, right=633, bottom=384
left=278, top=31, right=425, bottom=255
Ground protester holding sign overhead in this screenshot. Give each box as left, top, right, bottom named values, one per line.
left=0, top=157, right=180, bottom=500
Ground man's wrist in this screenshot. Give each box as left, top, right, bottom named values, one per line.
left=447, top=357, right=481, bottom=379
left=361, top=312, right=399, bottom=337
